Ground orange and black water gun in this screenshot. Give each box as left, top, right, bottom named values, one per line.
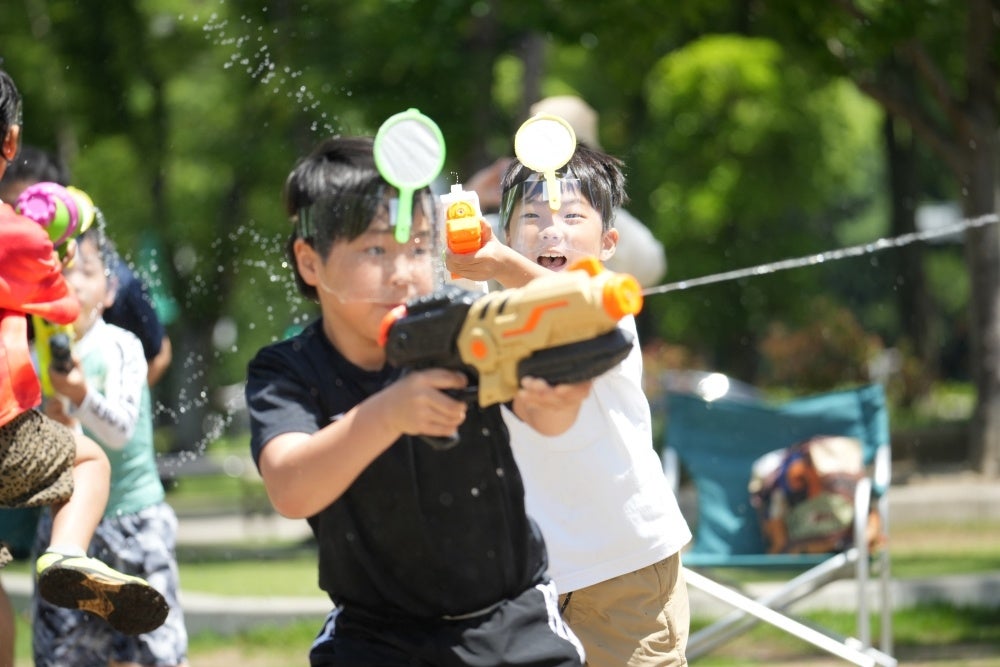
left=379, top=257, right=643, bottom=446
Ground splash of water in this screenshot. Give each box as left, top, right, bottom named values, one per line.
left=643, top=213, right=999, bottom=296
left=136, top=5, right=346, bottom=465
left=120, top=223, right=311, bottom=461
left=180, top=4, right=341, bottom=137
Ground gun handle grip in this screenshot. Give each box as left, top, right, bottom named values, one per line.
left=417, top=385, right=478, bottom=450
left=447, top=218, right=487, bottom=280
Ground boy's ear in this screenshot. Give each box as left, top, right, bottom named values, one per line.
left=1, top=124, right=20, bottom=162
left=293, top=237, right=321, bottom=286
left=599, top=227, right=619, bottom=262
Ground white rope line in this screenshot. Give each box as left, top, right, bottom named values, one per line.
left=642, top=213, right=999, bottom=296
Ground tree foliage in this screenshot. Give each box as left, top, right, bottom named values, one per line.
left=637, top=34, right=884, bottom=375
left=2, top=0, right=997, bottom=471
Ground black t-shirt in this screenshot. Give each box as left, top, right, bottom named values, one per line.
left=246, top=320, right=547, bottom=620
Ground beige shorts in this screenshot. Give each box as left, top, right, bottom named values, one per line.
left=0, top=409, right=75, bottom=508
left=559, top=552, right=689, bottom=667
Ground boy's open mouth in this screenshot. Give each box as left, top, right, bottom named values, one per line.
left=537, top=253, right=568, bottom=270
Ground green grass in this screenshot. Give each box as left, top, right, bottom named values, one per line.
left=162, top=468, right=268, bottom=516
left=188, top=618, right=320, bottom=652
left=15, top=604, right=999, bottom=665
left=14, top=603, right=999, bottom=666
left=177, top=546, right=319, bottom=597
left=10, top=455, right=999, bottom=664
left=10, top=517, right=1000, bottom=666
left=894, top=552, right=1000, bottom=578
left=168, top=519, right=998, bottom=596
left=690, top=604, right=1000, bottom=665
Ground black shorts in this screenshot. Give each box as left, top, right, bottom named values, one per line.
left=310, top=579, right=585, bottom=667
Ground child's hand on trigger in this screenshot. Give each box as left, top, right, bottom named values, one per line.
left=446, top=222, right=543, bottom=288
left=48, top=359, right=88, bottom=407
left=445, top=223, right=548, bottom=289
left=383, top=368, right=469, bottom=439
left=517, top=376, right=592, bottom=409
left=445, top=218, right=498, bottom=282
left=513, top=376, right=592, bottom=436
left=59, top=239, right=77, bottom=269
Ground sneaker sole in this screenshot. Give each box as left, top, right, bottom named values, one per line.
left=37, top=565, right=169, bottom=635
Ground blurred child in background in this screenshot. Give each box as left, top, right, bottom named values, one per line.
left=0, top=67, right=169, bottom=663
left=35, top=225, right=187, bottom=666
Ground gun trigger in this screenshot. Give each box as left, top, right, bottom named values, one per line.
left=444, top=385, right=479, bottom=402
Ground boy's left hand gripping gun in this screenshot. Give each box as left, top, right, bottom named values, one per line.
left=379, top=256, right=643, bottom=417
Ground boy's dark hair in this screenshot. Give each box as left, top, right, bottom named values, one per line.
left=284, top=137, right=383, bottom=300
left=77, top=225, right=120, bottom=281
left=500, top=143, right=628, bottom=235
left=0, top=68, right=23, bottom=151
left=2, top=144, right=69, bottom=185
left=283, top=136, right=432, bottom=301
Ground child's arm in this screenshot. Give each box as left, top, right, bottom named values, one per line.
left=0, top=221, right=79, bottom=324
left=511, top=376, right=592, bottom=436
left=49, top=333, right=146, bottom=449
left=257, top=368, right=469, bottom=519
left=445, top=219, right=546, bottom=289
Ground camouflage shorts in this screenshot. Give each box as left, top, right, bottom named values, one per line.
left=0, top=410, right=75, bottom=508
left=32, top=502, right=189, bottom=666
left=0, top=410, right=75, bottom=569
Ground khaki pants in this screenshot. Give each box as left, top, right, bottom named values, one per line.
left=559, top=553, right=689, bottom=667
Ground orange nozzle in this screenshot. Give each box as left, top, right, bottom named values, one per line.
left=602, top=273, right=643, bottom=320
left=378, top=304, right=408, bottom=347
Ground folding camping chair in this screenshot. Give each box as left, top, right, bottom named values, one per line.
left=664, top=383, right=896, bottom=666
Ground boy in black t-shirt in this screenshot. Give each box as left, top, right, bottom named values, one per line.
left=245, top=136, right=588, bottom=667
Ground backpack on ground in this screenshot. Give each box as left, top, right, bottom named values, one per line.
left=749, top=435, right=880, bottom=554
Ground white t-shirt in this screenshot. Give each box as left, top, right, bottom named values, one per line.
left=502, top=316, right=691, bottom=593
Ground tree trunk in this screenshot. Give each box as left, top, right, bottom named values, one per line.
left=961, top=0, right=1000, bottom=477
left=884, top=116, right=936, bottom=381
left=461, top=0, right=502, bottom=177
left=518, top=33, right=545, bottom=119
left=964, top=132, right=1000, bottom=478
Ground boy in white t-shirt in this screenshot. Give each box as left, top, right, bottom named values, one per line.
left=446, top=142, right=693, bottom=667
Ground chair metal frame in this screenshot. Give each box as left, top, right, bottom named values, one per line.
left=664, top=383, right=896, bottom=667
